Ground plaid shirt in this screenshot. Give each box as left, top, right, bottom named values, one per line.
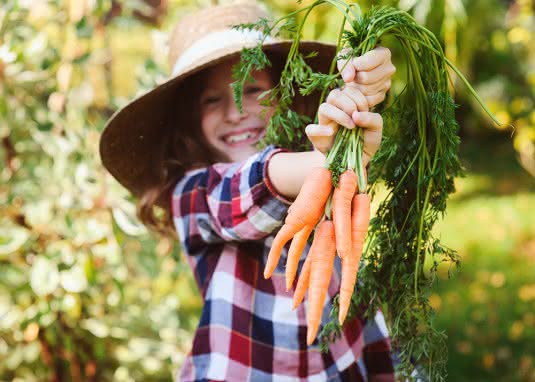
left=171, top=145, right=397, bottom=382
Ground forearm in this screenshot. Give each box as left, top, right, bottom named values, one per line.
left=267, top=150, right=326, bottom=200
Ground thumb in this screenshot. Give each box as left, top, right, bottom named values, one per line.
left=305, top=123, right=338, bottom=154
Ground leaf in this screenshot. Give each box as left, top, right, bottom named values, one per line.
left=75, top=16, right=93, bottom=38
left=30, top=257, right=60, bottom=296
left=112, top=206, right=147, bottom=236
left=5, top=345, right=23, bottom=370
left=60, top=264, right=88, bottom=293
left=73, top=217, right=108, bottom=245
left=81, top=318, right=109, bottom=338
left=0, top=227, right=29, bottom=257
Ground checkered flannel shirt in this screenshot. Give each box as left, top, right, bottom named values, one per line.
left=171, top=145, right=397, bottom=382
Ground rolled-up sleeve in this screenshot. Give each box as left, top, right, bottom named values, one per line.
left=171, top=145, right=292, bottom=254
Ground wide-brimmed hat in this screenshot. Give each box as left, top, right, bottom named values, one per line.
left=99, top=1, right=337, bottom=209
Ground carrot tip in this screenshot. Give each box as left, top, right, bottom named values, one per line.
left=306, top=331, right=315, bottom=346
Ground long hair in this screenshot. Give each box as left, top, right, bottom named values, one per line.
left=137, top=54, right=321, bottom=239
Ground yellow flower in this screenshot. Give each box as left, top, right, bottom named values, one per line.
left=490, top=272, right=505, bottom=288
left=511, top=97, right=531, bottom=114
left=494, top=110, right=511, bottom=127
left=457, top=341, right=472, bottom=354
left=509, top=321, right=524, bottom=340
left=508, top=27, right=531, bottom=44
left=518, top=284, right=535, bottom=302
left=482, top=353, right=495, bottom=369
left=23, top=322, right=40, bottom=342
left=428, top=294, right=442, bottom=311
left=529, top=72, right=535, bottom=87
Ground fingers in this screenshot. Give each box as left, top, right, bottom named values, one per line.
left=365, top=91, right=387, bottom=109
left=337, top=48, right=356, bottom=82
left=306, top=123, right=337, bottom=154
left=337, top=46, right=394, bottom=83
left=326, top=86, right=369, bottom=114
left=352, top=111, right=383, bottom=167
left=351, top=78, right=391, bottom=97
left=354, top=62, right=396, bottom=86
left=352, top=111, right=383, bottom=132
left=352, top=46, right=391, bottom=72
left=341, top=84, right=369, bottom=112
left=318, top=103, right=355, bottom=130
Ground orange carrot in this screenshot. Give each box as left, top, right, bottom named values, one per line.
left=332, top=170, right=358, bottom=259
left=306, top=220, right=336, bottom=345
left=285, top=225, right=314, bottom=290
left=292, top=253, right=312, bottom=309
left=338, top=192, right=371, bottom=325
left=264, top=167, right=332, bottom=279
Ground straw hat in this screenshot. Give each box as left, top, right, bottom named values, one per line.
left=99, top=1, right=337, bottom=209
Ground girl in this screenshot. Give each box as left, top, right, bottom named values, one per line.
left=100, top=2, right=398, bottom=381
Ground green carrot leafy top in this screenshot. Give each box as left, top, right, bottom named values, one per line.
left=232, top=2, right=499, bottom=380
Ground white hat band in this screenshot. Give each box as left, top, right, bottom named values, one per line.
left=171, top=28, right=275, bottom=76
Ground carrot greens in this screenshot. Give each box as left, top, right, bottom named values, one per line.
left=232, top=2, right=499, bottom=380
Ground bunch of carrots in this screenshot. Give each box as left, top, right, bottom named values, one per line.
left=264, top=126, right=368, bottom=345
left=233, top=1, right=501, bottom=378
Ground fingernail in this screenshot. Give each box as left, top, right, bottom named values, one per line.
left=341, top=71, right=349, bottom=82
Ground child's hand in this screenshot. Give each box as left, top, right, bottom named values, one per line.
left=306, top=86, right=383, bottom=168
left=305, top=47, right=393, bottom=163
left=337, top=46, right=395, bottom=108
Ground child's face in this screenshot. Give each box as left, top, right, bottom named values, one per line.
left=199, top=57, right=275, bottom=162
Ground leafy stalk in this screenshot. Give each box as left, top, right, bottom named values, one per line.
left=232, top=2, right=499, bottom=381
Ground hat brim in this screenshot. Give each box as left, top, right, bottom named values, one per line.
left=99, top=41, right=337, bottom=210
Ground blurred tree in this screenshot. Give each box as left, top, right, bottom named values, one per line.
left=0, top=1, right=196, bottom=380
left=397, top=0, right=534, bottom=175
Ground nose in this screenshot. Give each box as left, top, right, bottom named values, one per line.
left=224, top=88, right=248, bottom=123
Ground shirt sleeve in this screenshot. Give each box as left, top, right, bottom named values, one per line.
left=171, top=145, right=293, bottom=255
left=362, top=310, right=396, bottom=381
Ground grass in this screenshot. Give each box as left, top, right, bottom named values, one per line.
left=430, top=131, right=535, bottom=381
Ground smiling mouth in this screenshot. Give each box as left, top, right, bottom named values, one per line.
left=221, top=129, right=265, bottom=146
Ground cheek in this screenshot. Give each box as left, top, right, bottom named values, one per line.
left=201, top=111, right=219, bottom=141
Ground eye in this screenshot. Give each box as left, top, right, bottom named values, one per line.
left=201, top=95, right=221, bottom=105
left=245, top=85, right=264, bottom=94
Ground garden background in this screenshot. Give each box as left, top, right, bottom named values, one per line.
left=0, top=0, right=534, bottom=380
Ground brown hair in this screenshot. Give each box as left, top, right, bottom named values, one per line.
left=136, top=54, right=321, bottom=239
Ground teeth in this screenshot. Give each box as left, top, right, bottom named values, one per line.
left=226, top=132, right=255, bottom=143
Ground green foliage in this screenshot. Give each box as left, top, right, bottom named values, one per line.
left=230, top=44, right=272, bottom=114
left=231, top=8, right=338, bottom=151
left=431, top=135, right=535, bottom=380
left=0, top=1, right=197, bottom=380
left=231, top=2, right=512, bottom=380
